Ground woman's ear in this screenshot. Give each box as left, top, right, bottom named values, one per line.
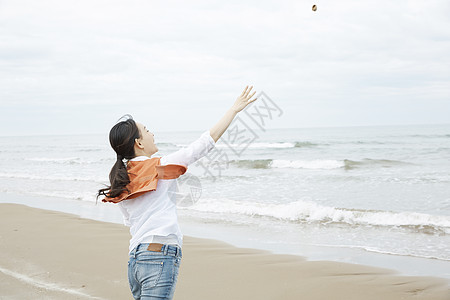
left=134, top=138, right=144, bottom=149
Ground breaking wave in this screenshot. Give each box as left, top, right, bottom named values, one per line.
left=214, top=141, right=320, bottom=149
left=343, top=159, right=413, bottom=170
left=185, top=199, right=450, bottom=235
left=229, top=158, right=412, bottom=170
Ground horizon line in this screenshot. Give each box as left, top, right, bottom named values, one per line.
left=1, top=122, right=449, bottom=138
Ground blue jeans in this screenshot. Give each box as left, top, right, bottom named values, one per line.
left=128, top=243, right=182, bottom=300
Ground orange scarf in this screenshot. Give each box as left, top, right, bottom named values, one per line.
left=102, top=157, right=187, bottom=203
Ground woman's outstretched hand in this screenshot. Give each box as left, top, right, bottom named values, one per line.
left=209, top=85, right=258, bottom=143
left=231, top=85, right=258, bottom=113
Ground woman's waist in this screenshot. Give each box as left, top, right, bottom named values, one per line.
left=142, top=234, right=180, bottom=245
left=129, top=232, right=183, bottom=253
left=131, top=242, right=182, bottom=258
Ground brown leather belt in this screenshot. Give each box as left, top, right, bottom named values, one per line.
left=147, top=243, right=164, bottom=252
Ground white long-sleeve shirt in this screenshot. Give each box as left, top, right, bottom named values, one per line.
left=118, top=130, right=216, bottom=253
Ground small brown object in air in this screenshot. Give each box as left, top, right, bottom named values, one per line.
left=312, top=5, right=317, bottom=11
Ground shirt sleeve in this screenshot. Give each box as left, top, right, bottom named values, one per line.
left=160, top=130, right=216, bottom=167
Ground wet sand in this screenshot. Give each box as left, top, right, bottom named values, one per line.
left=0, top=203, right=448, bottom=300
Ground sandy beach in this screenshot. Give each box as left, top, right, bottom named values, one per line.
left=0, top=203, right=448, bottom=300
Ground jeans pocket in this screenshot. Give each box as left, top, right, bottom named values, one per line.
left=136, top=259, right=164, bottom=289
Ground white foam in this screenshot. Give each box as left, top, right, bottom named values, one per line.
left=183, top=198, right=450, bottom=234
left=214, top=142, right=296, bottom=149
left=26, top=157, right=110, bottom=165
left=0, top=266, right=103, bottom=299
left=0, top=172, right=106, bottom=183
left=309, top=243, right=450, bottom=261
left=271, top=159, right=345, bottom=169
left=27, top=157, right=81, bottom=163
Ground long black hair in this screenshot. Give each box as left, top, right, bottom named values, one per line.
left=97, top=115, right=141, bottom=200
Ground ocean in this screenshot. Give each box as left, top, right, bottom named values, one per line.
left=1, top=124, right=449, bottom=279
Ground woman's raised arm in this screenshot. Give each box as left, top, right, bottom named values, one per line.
left=209, top=85, right=258, bottom=143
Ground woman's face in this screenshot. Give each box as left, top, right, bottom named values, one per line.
left=135, top=122, right=158, bottom=156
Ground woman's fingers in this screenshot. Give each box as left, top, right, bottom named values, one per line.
left=245, top=86, right=253, bottom=97
left=239, top=85, right=257, bottom=105
left=241, top=85, right=249, bottom=97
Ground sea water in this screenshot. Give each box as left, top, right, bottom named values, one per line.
left=1, top=124, right=449, bottom=278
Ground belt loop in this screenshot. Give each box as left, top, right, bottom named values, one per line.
left=163, top=244, right=168, bottom=255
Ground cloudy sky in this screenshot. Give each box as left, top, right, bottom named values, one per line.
left=1, top=0, right=449, bottom=136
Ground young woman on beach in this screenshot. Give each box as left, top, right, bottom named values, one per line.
left=97, top=85, right=257, bottom=300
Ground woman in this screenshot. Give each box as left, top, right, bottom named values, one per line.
left=98, top=85, right=257, bottom=300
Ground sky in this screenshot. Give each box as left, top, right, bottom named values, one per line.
left=1, top=0, right=449, bottom=136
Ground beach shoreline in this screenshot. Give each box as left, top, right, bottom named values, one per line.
left=1, top=203, right=449, bottom=300
left=2, top=191, right=450, bottom=281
